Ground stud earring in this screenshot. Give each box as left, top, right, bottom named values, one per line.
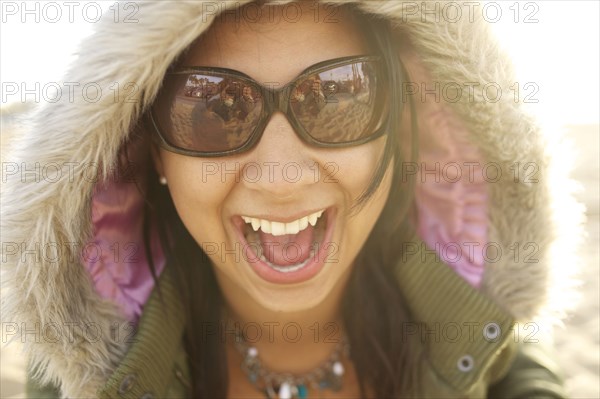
left=159, top=176, right=167, bottom=185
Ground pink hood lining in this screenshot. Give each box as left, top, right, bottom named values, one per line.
left=84, top=61, right=488, bottom=324
left=84, top=136, right=166, bottom=323
left=415, top=105, right=489, bottom=288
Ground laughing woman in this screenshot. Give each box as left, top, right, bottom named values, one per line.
left=2, top=1, right=581, bottom=398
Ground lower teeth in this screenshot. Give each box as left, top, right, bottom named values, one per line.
left=259, top=247, right=317, bottom=273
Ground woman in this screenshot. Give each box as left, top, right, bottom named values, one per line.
left=2, top=1, right=581, bottom=398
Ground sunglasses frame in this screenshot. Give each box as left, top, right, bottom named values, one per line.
left=148, top=55, right=389, bottom=157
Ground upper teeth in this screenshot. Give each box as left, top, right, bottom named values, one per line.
left=241, top=210, right=325, bottom=236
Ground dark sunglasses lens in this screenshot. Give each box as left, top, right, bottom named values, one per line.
left=290, top=61, right=383, bottom=143
left=152, top=73, right=263, bottom=153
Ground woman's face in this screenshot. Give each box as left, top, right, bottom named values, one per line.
left=153, top=5, right=394, bottom=313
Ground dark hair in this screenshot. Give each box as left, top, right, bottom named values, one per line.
left=142, top=3, right=420, bottom=398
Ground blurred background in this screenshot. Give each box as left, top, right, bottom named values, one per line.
left=1, top=1, right=598, bottom=397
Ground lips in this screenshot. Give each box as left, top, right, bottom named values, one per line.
left=231, top=207, right=336, bottom=284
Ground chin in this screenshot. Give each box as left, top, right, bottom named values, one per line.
left=251, top=284, right=333, bottom=313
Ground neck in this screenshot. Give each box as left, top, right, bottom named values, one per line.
left=216, top=273, right=352, bottom=374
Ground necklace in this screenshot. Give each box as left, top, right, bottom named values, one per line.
left=233, top=329, right=350, bottom=399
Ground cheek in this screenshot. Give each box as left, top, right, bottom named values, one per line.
left=160, top=153, right=233, bottom=240
left=333, top=138, right=388, bottom=200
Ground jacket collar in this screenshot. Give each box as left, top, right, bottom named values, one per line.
left=395, top=235, right=515, bottom=393
left=98, top=267, right=187, bottom=398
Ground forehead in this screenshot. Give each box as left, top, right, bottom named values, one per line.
left=179, top=4, right=369, bottom=85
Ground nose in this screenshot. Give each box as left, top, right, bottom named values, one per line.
left=241, top=112, right=318, bottom=200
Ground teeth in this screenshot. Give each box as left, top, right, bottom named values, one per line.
left=259, top=246, right=317, bottom=273
left=271, top=222, right=285, bottom=236
left=298, top=217, right=309, bottom=231
left=284, top=220, right=300, bottom=235
left=241, top=209, right=325, bottom=237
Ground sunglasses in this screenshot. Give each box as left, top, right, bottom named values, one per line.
left=148, top=55, right=389, bottom=157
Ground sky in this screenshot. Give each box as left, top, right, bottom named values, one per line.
left=1, top=1, right=599, bottom=125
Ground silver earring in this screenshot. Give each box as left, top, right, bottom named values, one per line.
left=159, top=176, right=167, bottom=185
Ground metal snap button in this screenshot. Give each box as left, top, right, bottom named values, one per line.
left=118, top=373, right=137, bottom=394
left=457, top=355, right=474, bottom=372
left=174, top=366, right=191, bottom=388
left=483, top=322, right=501, bottom=341
left=174, top=368, right=183, bottom=379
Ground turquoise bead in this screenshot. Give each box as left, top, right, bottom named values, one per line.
left=297, top=384, right=307, bottom=399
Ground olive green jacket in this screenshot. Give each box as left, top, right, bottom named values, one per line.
left=26, top=239, right=567, bottom=398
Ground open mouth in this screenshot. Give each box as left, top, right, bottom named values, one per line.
left=232, top=207, right=335, bottom=284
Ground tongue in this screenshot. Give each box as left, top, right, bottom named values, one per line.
left=259, top=225, right=315, bottom=266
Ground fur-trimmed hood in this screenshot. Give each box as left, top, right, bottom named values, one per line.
left=1, top=1, right=583, bottom=397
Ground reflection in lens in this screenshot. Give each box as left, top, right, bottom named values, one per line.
left=290, top=61, right=380, bottom=143
left=154, top=73, right=262, bottom=152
